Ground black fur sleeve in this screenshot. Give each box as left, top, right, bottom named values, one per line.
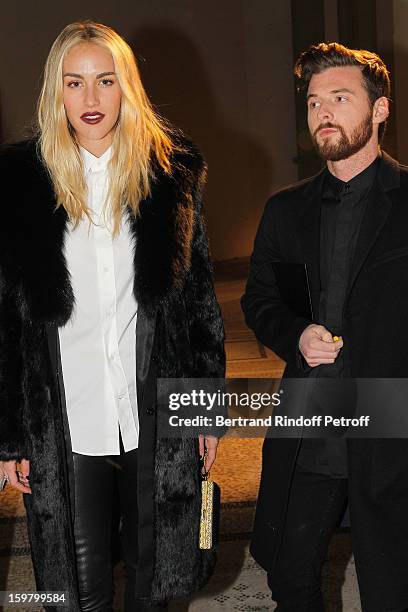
left=0, top=269, right=27, bottom=462
left=0, top=145, right=29, bottom=462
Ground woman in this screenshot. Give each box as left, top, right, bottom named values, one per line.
left=0, top=21, right=225, bottom=611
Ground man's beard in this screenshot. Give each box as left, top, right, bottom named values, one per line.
left=312, top=111, right=373, bottom=161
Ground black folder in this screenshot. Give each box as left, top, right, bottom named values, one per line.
left=271, top=262, right=313, bottom=320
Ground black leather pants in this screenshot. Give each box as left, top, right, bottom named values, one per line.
left=72, top=436, right=167, bottom=611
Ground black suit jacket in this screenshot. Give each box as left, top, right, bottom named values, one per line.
left=242, top=152, right=408, bottom=610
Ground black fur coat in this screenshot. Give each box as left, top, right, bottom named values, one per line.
left=0, top=137, right=225, bottom=609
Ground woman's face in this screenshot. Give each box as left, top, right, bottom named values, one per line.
left=62, top=42, right=122, bottom=156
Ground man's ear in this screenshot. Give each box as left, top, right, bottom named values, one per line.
left=372, top=96, right=389, bottom=126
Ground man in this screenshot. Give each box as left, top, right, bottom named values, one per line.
left=242, top=43, right=408, bottom=611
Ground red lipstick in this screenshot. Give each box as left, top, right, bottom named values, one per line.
left=80, top=112, right=105, bottom=125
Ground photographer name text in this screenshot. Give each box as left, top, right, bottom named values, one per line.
left=168, top=415, right=371, bottom=428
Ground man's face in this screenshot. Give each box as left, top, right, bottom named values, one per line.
left=307, top=66, right=374, bottom=161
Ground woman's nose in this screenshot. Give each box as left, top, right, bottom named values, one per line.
left=84, top=85, right=99, bottom=107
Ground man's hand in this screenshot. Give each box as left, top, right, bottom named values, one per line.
left=299, top=324, right=343, bottom=368
left=198, top=434, right=219, bottom=473
left=0, top=459, right=32, bottom=494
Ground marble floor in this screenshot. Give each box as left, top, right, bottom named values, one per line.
left=215, top=259, right=284, bottom=379
left=0, top=258, right=361, bottom=611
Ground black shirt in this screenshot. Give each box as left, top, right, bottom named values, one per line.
left=297, top=156, right=380, bottom=477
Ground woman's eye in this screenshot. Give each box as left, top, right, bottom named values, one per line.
left=100, top=79, right=114, bottom=86
left=67, top=81, right=81, bottom=88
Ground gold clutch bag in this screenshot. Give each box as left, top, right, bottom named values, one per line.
left=199, top=467, right=220, bottom=550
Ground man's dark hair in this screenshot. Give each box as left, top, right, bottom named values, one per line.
left=294, top=42, right=390, bottom=140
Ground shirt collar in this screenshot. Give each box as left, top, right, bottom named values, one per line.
left=324, top=154, right=381, bottom=199
left=80, top=145, right=112, bottom=175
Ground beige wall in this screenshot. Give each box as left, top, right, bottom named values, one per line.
left=393, top=0, right=408, bottom=164
left=0, top=1, right=297, bottom=262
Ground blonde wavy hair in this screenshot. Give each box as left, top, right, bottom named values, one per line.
left=37, top=20, right=177, bottom=234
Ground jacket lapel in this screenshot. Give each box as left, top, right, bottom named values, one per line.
left=298, top=170, right=325, bottom=320
left=135, top=306, right=157, bottom=409
left=125, top=144, right=206, bottom=402
left=19, top=144, right=74, bottom=326
left=346, top=152, right=400, bottom=302
left=130, top=144, right=206, bottom=313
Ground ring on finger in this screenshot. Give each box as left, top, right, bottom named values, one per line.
left=0, top=473, right=9, bottom=492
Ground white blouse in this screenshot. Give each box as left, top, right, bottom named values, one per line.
left=58, top=145, right=139, bottom=455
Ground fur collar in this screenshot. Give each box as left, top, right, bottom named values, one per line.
left=0, top=136, right=206, bottom=325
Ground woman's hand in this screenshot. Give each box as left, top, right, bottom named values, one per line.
left=0, top=459, right=32, bottom=494
left=198, top=434, right=219, bottom=473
